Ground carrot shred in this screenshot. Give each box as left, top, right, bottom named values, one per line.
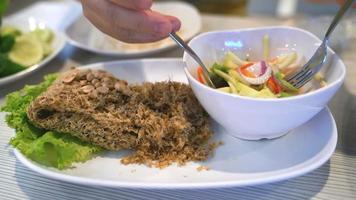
left=197, top=67, right=206, bottom=84
left=238, top=62, right=255, bottom=78
left=240, top=62, right=254, bottom=69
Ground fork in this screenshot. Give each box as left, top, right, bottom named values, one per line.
left=286, top=0, right=353, bottom=88
left=169, top=32, right=216, bottom=88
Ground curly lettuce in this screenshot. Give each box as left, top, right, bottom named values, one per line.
left=1, top=74, right=103, bottom=169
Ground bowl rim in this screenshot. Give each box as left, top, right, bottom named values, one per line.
left=183, top=26, right=346, bottom=102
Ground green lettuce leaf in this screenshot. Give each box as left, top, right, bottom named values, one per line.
left=0, top=0, right=8, bottom=17
left=1, top=74, right=103, bottom=169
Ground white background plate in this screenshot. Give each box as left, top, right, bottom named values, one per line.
left=14, top=59, right=337, bottom=189
left=65, top=1, right=202, bottom=57
left=0, top=17, right=66, bottom=86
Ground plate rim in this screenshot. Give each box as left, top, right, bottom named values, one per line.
left=64, top=1, right=202, bottom=57
left=13, top=59, right=338, bottom=189
left=0, top=19, right=66, bottom=86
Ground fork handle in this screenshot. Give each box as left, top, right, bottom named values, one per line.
left=324, top=0, right=353, bottom=41
left=169, top=32, right=216, bottom=88
left=169, top=33, right=205, bottom=68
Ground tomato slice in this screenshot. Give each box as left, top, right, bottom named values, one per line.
left=267, top=76, right=282, bottom=94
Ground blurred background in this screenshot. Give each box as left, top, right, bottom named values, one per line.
left=7, top=0, right=344, bottom=17
left=8, top=0, right=353, bottom=51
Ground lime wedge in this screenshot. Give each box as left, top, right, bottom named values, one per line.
left=30, top=28, right=53, bottom=43
left=41, top=42, right=53, bottom=57
left=0, top=26, right=22, bottom=37
left=9, top=35, right=43, bottom=67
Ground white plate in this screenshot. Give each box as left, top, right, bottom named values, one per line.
left=65, top=1, right=201, bottom=57
left=14, top=59, right=337, bottom=189
left=0, top=17, right=66, bottom=86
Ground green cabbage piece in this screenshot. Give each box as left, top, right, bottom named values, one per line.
left=1, top=74, right=103, bottom=169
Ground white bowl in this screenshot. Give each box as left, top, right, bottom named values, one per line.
left=183, top=26, right=346, bottom=140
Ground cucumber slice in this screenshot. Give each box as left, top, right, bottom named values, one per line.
left=9, top=35, right=43, bottom=67
left=217, top=87, right=231, bottom=93
left=275, top=72, right=299, bottom=92
left=279, top=92, right=294, bottom=98
left=223, top=57, right=239, bottom=69
left=224, top=51, right=247, bottom=66
left=212, top=63, right=230, bottom=73
left=0, top=26, right=22, bottom=37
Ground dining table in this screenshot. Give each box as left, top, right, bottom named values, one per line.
left=1, top=1, right=356, bottom=200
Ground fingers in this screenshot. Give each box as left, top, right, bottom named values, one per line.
left=165, top=15, right=182, bottom=32
left=106, top=29, right=169, bottom=43
left=109, top=0, right=152, bottom=10
left=82, top=0, right=180, bottom=43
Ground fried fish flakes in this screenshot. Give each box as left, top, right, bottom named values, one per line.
left=28, top=69, right=218, bottom=168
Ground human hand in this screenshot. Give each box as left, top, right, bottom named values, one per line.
left=80, top=0, right=181, bottom=43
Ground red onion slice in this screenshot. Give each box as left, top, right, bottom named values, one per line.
left=239, top=61, right=272, bottom=85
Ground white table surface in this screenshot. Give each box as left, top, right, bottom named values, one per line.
left=1, top=2, right=356, bottom=200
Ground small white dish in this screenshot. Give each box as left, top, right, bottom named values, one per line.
left=14, top=59, right=337, bottom=189
left=65, top=1, right=201, bottom=57
left=183, top=26, right=346, bottom=140
left=0, top=17, right=66, bottom=86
